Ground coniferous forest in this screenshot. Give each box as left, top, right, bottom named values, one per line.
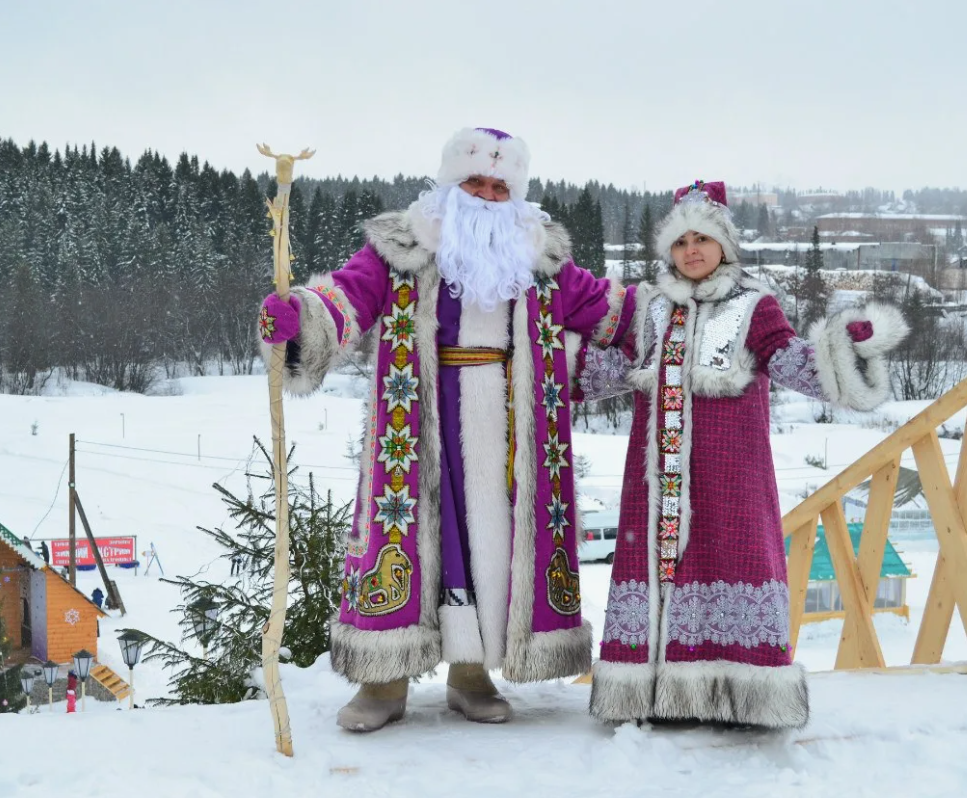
left=2, top=136, right=966, bottom=395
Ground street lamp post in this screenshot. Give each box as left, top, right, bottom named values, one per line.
left=20, top=670, right=36, bottom=710
left=188, top=598, right=219, bottom=660
left=72, top=649, right=94, bottom=711
left=41, top=661, right=58, bottom=712
left=117, top=630, right=146, bottom=710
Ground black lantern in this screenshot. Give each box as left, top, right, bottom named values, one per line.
left=188, top=598, right=219, bottom=658
left=72, top=649, right=94, bottom=711
left=20, top=670, right=36, bottom=709
left=117, top=630, right=146, bottom=709
left=41, top=660, right=58, bottom=713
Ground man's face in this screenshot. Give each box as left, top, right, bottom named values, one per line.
left=459, top=175, right=511, bottom=202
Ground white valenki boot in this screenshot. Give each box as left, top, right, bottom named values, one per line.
left=336, top=678, right=408, bottom=732
left=446, top=663, right=513, bottom=723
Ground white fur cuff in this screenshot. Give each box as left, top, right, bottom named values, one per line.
left=809, top=302, right=908, bottom=412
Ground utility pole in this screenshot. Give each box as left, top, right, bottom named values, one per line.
left=68, top=433, right=76, bottom=586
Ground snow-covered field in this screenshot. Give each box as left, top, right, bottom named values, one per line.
left=2, top=371, right=966, bottom=797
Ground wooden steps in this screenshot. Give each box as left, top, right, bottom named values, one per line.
left=91, top=663, right=131, bottom=701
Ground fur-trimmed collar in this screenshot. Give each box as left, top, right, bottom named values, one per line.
left=363, top=202, right=572, bottom=276
left=655, top=264, right=766, bottom=304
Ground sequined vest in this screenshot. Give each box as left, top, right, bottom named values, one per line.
left=628, top=280, right=767, bottom=398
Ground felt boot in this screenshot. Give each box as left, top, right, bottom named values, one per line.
left=336, top=678, right=408, bottom=732
left=446, top=663, right=513, bottom=724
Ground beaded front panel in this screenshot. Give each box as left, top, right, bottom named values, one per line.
left=658, top=304, right=688, bottom=582
left=534, top=275, right=581, bottom=616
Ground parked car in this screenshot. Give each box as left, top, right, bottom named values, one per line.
left=578, top=511, right=620, bottom=564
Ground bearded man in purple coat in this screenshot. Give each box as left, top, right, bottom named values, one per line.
left=259, top=127, right=635, bottom=731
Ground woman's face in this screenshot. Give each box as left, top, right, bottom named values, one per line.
left=671, top=230, right=724, bottom=281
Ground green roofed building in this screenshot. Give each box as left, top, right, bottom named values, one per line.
left=784, top=522, right=914, bottom=623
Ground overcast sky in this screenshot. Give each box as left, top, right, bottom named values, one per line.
left=2, top=0, right=964, bottom=195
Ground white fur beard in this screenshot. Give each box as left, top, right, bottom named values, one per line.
left=426, top=185, right=540, bottom=312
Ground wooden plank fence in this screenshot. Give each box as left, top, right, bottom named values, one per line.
left=783, top=378, right=967, bottom=670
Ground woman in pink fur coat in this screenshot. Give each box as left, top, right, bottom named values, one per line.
left=588, top=180, right=908, bottom=729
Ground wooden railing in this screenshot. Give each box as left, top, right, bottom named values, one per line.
left=783, top=378, right=967, bottom=669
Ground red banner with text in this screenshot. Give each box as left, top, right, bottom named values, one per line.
left=50, top=537, right=137, bottom=567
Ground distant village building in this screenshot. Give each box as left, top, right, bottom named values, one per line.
left=817, top=213, right=965, bottom=241
left=740, top=240, right=943, bottom=283
left=797, top=193, right=842, bottom=205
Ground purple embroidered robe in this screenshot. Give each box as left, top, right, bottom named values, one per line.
left=279, top=206, right=634, bottom=685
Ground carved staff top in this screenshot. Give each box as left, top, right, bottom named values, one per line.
left=257, top=143, right=315, bottom=297
left=257, top=143, right=315, bottom=186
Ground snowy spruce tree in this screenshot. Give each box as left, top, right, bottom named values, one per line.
left=799, top=225, right=829, bottom=333
left=0, top=602, right=27, bottom=714
left=637, top=202, right=657, bottom=282
left=132, top=439, right=350, bottom=706
left=570, top=186, right=606, bottom=277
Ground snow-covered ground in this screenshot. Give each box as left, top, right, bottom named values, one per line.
left=2, top=371, right=966, bottom=797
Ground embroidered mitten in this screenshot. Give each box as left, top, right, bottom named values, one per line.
left=259, top=293, right=301, bottom=344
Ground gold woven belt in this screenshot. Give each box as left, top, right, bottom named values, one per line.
left=438, top=345, right=516, bottom=491
left=438, top=346, right=508, bottom=366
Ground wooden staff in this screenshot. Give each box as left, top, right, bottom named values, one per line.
left=258, top=142, right=314, bottom=757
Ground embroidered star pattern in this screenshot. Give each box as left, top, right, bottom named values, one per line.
left=377, top=423, right=419, bottom=474
left=373, top=484, right=417, bottom=535
left=382, top=363, right=420, bottom=413
left=259, top=306, right=276, bottom=340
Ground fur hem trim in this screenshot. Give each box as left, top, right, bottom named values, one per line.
left=502, top=621, right=593, bottom=683
left=330, top=621, right=441, bottom=684
left=653, top=660, right=810, bottom=729
left=258, top=285, right=339, bottom=396
left=437, top=128, right=531, bottom=200
left=504, top=293, right=592, bottom=682
left=643, top=330, right=664, bottom=639
left=591, top=660, right=809, bottom=728
left=439, top=605, right=486, bottom=664
left=353, top=384, right=377, bottom=542
left=590, top=660, right=656, bottom=720
left=506, top=297, right=539, bottom=666
left=655, top=202, right=742, bottom=265
left=413, top=271, right=444, bottom=628
left=809, top=302, right=908, bottom=412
